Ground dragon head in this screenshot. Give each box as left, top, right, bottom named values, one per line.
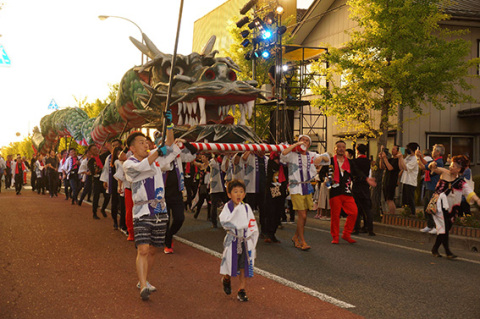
left=130, top=34, right=265, bottom=129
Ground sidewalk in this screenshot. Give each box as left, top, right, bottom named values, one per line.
left=303, top=208, right=480, bottom=254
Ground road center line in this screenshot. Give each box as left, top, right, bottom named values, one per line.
left=305, top=226, right=480, bottom=265
left=174, top=236, right=355, bottom=309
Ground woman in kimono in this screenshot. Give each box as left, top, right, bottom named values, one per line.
left=219, top=179, right=259, bottom=302
left=429, top=155, right=480, bottom=258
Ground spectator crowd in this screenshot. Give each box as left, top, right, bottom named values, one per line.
left=1, top=132, right=479, bottom=300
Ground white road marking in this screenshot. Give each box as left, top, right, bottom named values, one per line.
left=304, top=226, right=480, bottom=265
left=174, top=236, right=355, bottom=309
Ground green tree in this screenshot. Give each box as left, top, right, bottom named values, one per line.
left=1, top=136, right=34, bottom=159
left=77, top=83, right=119, bottom=118
left=310, top=0, right=480, bottom=215
left=311, top=0, right=479, bottom=145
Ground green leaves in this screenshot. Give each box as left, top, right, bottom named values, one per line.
left=310, top=0, right=479, bottom=139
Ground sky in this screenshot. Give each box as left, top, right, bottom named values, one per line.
left=0, top=0, right=314, bottom=149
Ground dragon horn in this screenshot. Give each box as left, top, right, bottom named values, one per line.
left=200, top=35, right=216, bottom=56
left=142, top=33, right=163, bottom=57
left=130, top=36, right=156, bottom=59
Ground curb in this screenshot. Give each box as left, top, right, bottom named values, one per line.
left=304, top=213, right=480, bottom=254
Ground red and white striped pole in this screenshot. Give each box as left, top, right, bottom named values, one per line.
left=180, top=142, right=306, bottom=153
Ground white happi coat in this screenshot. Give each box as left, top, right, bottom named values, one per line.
left=240, top=154, right=268, bottom=194
left=123, top=146, right=180, bottom=220
left=78, top=157, right=89, bottom=183
left=160, top=144, right=197, bottom=191
left=219, top=201, right=259, bottom=277
left=209, top=158, right=225, bottom=194
left=280, top=151, right=330, bottom=195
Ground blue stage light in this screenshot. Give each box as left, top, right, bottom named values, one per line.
left=262, top=30, right=272, bottom=40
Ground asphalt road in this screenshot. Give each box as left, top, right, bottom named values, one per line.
left=179, top=207, right=480, bottom=319
left=0, top=189, right=361, bottom=319
left=1, top=187, right=480, bottom=319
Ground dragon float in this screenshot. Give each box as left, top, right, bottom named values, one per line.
left=32, top=34, right=266, bottom=154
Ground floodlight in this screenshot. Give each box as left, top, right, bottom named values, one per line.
left=241, top=39, right=251, bottom=47
left=261, top=30, right=272, bottom=40
left=236, top=16, right=250, bottom=28
left=240, top=0, right=259, bottom=15
left=240, top=30, right=250, bottom=38
left=277, top=25, right=287, bottom=36
left=265, top=12, right=275, bottom=25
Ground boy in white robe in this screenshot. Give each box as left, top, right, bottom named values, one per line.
left=219, top=179, right=259, bottom=302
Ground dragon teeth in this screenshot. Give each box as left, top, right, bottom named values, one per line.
left=218, top=106, right=222, bottom=116
left=178, top=114, right=183, bottom=125
left=193, top=101, right=198, bottom=114
left=178, top=102, right=183, bottom=115
left=187, top=102, right=192, bottom=115
left=246, top=100, right=254, bottom=119
left=198, top=97, right=206, bottom=125
left=238, top=104, right=246, bottom=125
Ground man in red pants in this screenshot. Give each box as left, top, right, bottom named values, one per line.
left=329, top=141, right=376, bottom=244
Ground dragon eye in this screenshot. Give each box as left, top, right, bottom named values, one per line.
left=166, top=66, right=184, bottom=76
left=204, top=69, right=216, bottom=80
left=228, top=70, right=237, bottom=81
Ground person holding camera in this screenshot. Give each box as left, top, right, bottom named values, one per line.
left=416, top=144, right=445, bottom=234
left=399, top=143, right=420, bottom=216
left=65, top=148, right=81, bottom=205
left=379, top=145, right=401, bottom=214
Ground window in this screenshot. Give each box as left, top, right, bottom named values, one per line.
left=427, top=135, right=474, bottom=164
left=478, top=39, right=480, bottom=75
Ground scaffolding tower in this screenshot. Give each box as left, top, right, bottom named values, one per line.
left=256, top=44, right=328, bottom=152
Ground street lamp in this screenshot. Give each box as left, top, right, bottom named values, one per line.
left=98, top=15, right=145, bottom=65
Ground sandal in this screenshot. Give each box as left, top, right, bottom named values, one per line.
left=291, top=236, right=301, bottom=248
left=299, top=242, right=311, bottom=251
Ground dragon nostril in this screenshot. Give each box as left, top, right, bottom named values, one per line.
left=205, top=69, right=216, bottom=80
left=228, top=70, right=237, bottom=81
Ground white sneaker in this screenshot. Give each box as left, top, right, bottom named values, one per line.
left=428, top=228, right=437, bottom=235
left=136, top=281, right=157, bottom=292
left=420, top=226, right=432, bottom=233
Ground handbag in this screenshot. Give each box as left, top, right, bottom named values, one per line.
left=270, top=184, right=282, bottom=198
left=425, top=178, right=461, bottom=215
left=425, top=192, right=440, bottom=215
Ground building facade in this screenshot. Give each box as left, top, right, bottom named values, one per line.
left=291, top=0, right=480, bottom=173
